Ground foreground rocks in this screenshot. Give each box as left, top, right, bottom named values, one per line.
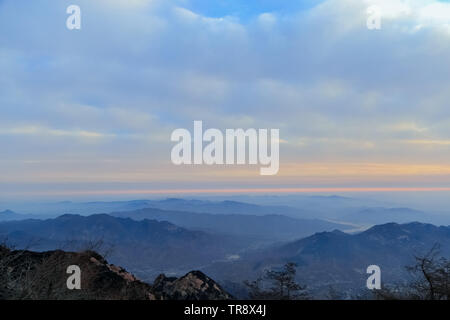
left=153, top=271, right=232, bottom=300
left=0, top=246, right=232, bottom=300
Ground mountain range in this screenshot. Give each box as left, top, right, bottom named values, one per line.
left=2, top=212, right=449, bottom=298
left=0, top=214, right=247, bottom=281
left=1, top=198, right=449, bottom=298
left=111, top=207, right=348, bottom=242
left=0, top=196, right=450, bottom=226
left=204, top=222, right=450, bottom=298
left=3, top=197, right=447, bottom=226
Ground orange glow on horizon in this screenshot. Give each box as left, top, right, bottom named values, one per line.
left=12, top=187, right=450, bottom=196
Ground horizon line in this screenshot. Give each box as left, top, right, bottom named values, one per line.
left=6, top=187, right=450, bottom=197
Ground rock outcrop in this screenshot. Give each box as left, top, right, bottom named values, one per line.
left=152, top=271, right=233, bottom=300
left=0, top=246, right=232, bottom=300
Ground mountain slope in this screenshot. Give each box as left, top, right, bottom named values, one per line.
left=111, top=207, right=349, bottom=242
left=0, top=214, right=247, bottom=281
left=206, top=222, right=450, bottom=297
left=341, top=207, right=434, bottom=225
left=145, top=198, right=304, bottom=216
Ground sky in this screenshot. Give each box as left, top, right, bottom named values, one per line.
left=1, top=0, right=450, bottom=199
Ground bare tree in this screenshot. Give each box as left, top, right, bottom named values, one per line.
left=244, top=262, right=308, bottom=300
left=405, top=244, right=449, bottom=300
left=376, top=244, right=450, bottom=300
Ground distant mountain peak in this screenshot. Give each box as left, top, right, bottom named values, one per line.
left=0, top=210, right=15, bottom=215
left=0, top=210, right=25, bottom=222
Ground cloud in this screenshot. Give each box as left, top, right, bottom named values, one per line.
left=406, top=139, right=450, bottom=145
left=1, top=0, right=450, bottom=191
left=0, top=126, right=114, bottom=139
left=387, top=122, right=429, bottom=133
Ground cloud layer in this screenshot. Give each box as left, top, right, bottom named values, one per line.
left=1, top=0, right=450, bottom=196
